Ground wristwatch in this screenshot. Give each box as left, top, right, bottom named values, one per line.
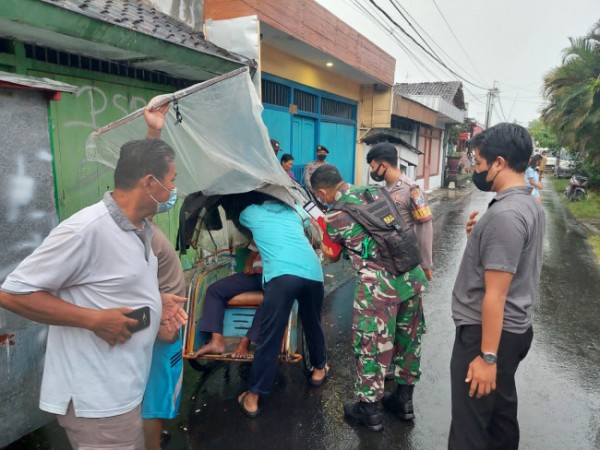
left=480, top=352, right=498, bottom=364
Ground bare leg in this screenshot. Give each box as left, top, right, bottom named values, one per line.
left=311, top=365, right=328, bottom=383
left=232, top=337, right=251, bottom=358
left=238, top=391, right=259, bottom=414
left=143, top=418, right=162, bottom=450
left=192, top=333, right=226, bottom=357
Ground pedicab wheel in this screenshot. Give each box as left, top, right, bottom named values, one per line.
left=573, top=190, right=585, bottom=202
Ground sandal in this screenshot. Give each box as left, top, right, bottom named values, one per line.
left=308, top=364, right=329, bottom=387
left=238, top=391, right=261, bottom=418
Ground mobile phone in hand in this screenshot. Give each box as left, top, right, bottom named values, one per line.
left=125, top=306, right=151, bottom=333
left=304, top=200, right=324, bottom=220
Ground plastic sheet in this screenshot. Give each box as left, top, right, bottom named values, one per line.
left=86, top=69, right=297, bottom=200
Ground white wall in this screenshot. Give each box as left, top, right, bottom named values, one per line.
left=147, top=0, right=203, bottom=31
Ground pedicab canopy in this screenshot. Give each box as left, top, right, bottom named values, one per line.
left=86, top=67, right=303, bottom=205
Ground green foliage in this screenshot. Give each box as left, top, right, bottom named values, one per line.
left=528, top=119, right=559, bottom=152
left=542, top=20, right=600, bottom=187
left=447, top=125, right=460, bottom=146
left=589, top=235, right=600, bottom=263
left=552, top=178, right=569, bottom=193
left=551, top=178, right=600, bottom=219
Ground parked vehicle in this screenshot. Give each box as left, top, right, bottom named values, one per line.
left=544, top=155, right=557, bottom=172
left=565, top=174, right=588, bottom=201
left=555, top=159, right=576, bottom=178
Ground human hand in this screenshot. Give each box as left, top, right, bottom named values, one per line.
left=243, top=260, right=254, bottom=275
left=465, top=356, right=497, bottom=399
left=145, top=96, right=170, bottom=139
left=423, top=268, right=433, bottom=281
left=466, top=210, right=479, bottom=236
left=161, top=293, right=188, bottom=332
left=90, top=308, right=137, bottom=346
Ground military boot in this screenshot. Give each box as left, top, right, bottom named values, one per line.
left=382, top=384, right=415, bottom=420
left=343, top=401, right=383, bottom=432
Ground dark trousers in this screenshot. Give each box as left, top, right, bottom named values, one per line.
left=248, top=275, right=326, bottom=395
left=448, top=325, right=533, bottom=450
left=199, top=272, right=263, bottom=342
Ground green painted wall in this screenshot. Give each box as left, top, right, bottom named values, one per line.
left=37, top=70, right=183, bottom=241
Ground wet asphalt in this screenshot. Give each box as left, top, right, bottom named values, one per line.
left=9, top=185, right=600, bottom=450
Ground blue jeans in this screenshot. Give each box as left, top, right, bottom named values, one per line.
left=248, top=275, right=326, bottom=395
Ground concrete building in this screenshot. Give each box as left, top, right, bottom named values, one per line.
left=203, top=0, right=396, bottom=184
left=393, top=81, right=466, bottom=190
left=0, top=0, right=247, bottom=444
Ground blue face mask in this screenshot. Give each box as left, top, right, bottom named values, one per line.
left=157, top=188, right=178, bottom=213
left=151, top=176, right=178, bottom=214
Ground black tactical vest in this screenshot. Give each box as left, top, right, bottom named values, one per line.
left=333, top=186, right=422, bottom=276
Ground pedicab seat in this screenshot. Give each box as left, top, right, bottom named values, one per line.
left=227, top=291, right=264, bottom=308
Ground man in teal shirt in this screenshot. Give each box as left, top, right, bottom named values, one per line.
left=235, top=197, right=328, bottom=417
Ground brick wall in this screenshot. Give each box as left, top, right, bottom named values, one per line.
left=205, top=0, right=395, bottom=85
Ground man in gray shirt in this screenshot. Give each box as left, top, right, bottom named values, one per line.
left=448, top=123, right=545, bottom=450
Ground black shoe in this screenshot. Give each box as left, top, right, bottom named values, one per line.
left=343, top=401, right=384, bottom=432
left=382, top=384, right=415, bottom=421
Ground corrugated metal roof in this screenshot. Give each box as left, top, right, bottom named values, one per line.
left=0, top=71, right=78, bottom=92
left=38, top=0, right=246, bottom=64
left=394, top=81, right=465, bottom=110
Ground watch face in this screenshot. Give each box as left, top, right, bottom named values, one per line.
left=482, top=353, right=497, bottom=364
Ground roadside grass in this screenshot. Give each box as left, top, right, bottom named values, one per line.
left=550, top=177, right=600, bottom=219
left=551, top=177, right=600, bottom=262
left=590, top=235, right=600, bottom=263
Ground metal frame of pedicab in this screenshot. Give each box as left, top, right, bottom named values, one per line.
left=89, top=66, right=317, bottom=373
left=179, top=193, right=312, bottom=373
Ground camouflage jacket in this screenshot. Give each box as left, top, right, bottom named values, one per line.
left=324, top=186, right=427, bottom=299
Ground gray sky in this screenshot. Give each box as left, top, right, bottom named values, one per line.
left=316, top=0, right=599, bottom=126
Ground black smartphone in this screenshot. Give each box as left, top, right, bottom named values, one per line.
left=125, top=306, right=151, bottom=333
left=303, top=200, right=324, bottom=220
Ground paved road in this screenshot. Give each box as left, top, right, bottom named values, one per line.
left=11, top=186, right=600, bottom=449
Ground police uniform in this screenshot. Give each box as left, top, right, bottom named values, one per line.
left=386, top=174, right=433, bottom=271
left=324, top=186, right=427, bottom=403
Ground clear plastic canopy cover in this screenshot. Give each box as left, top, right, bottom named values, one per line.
left=86, top=70, right=296, bottom=200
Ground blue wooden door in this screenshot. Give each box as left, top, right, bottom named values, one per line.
left=291, top=116, right=316, bottom=164
left=262, top=108, right=292, bottom=155
left=319, top=122, right=356, bottom=183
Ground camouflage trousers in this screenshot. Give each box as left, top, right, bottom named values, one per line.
left=352, top=270, right=425, bottom=403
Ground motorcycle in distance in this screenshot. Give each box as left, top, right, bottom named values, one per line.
left=565, top=173, right=589, bottom=202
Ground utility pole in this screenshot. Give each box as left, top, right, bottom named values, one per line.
left=484, top=81, right=499, bottom=129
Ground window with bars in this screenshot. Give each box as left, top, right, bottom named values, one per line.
left=261, top=79, right=290, bottom=107
left=23, top=44, right=193, bottom=88
left=294, top=89, right=317, bottom=113
left=321, top=97, right=354, bottom=120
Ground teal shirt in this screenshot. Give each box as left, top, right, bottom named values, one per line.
left=240, top=202, right=323, bottom=283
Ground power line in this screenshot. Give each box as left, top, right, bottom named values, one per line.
left=496, top=95, right=508, bottom=122
left=430, top=0, right=487, bottom=85
left=367, top=0, right=488, bottom=90
left=345, top=0, right=455, bottom=82
left=387, top=0, right=488, bottom=88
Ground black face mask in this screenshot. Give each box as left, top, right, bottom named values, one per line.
left=317, top=154, right=327, bottom=161
left=472, top=168, right=501, bottom=192
left=370, top=164, right=387, bottom=183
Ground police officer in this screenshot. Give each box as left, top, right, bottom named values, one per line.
left=310, top=164, right=427, bottom=432
left=303, top=145, right=329, bottom=188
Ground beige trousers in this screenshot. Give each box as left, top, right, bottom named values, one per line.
left=57, top=402, right=145, bottom=450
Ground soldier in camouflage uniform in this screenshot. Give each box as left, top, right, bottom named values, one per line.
left=366, top=142, right=434, bottom=419
left=310, top=164, right=427, bottom=432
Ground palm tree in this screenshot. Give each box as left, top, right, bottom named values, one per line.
left=542, top=21, right=600, bottom=174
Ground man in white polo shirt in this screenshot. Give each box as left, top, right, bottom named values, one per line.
left=0, top=121, right=178, bottom=449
